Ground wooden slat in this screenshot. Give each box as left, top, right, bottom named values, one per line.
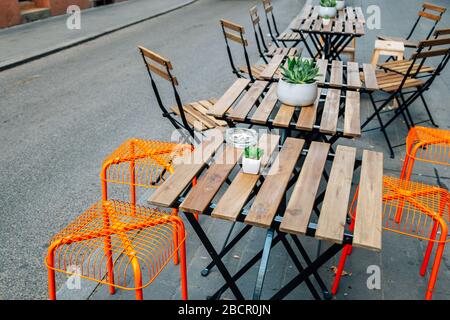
left=245, top=138, right=305, bottom=228
left=171, top=105, right=207, bottom=131
left=353, top=150, right=383, bottom=251
left=195, top=101, right=228, bottom=126
left=333, top=20, right=343, bottom=33
left=221, top=19, right=245, bottom=33
left=344, top=21, right=353, bottom=34
left=346, top=61, right=362, bottom=89
left=355, top=7, right=366, bottom=23
left=273, top=104, right=295, bottom=127
left=260, top=54, right=285, bottom=80
left=182, top=104, right=216, bottom=128
left=208, top=79, right=250, bottom=117
left=224, top=32, right=248, bottom=45
left=346, top=7, right=355, bottom=21
left=251, top=83, right=278, bottom=124
left=180, top=146, right=243, bottom=214
left=362, top=63, right=379, bottom=91
left=138, top=46, right=172, bottom=68
left=229, top=81, right=268, bottom=121
left=211, top=134, right=280, bottom=221
left=315, top=145, right=356, bottom=243
left=316, top=59, right=328, bottom=84
left=148, top=132, right=224, bottom=207
left=319, top=89, right=341, bottom=134
left=279, top=142, right=330, bottom=235
left=296, top=88, right=322, bottom=131
left=330, top=60, right=343, bottom=87
left=301, top=18, right=314, bottom=31
left=344, top=91, right=361, bottom=137
left=355, top=22, right=365, bottom=35
left=311, top=6, right=320, bottom=19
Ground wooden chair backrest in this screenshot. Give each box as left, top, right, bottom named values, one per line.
left=220, top=19, right=248, bottom=46
left=138, top=46, right=178, bottom=85
left=418, top=2, right=446, bottom=21
left=435, top=28, right=450, bottom=37
left=250, top=6, right=260, bottom=26
left=414, top=37, right=450, bottom=59
left=262, top=0, right=273, bottom=13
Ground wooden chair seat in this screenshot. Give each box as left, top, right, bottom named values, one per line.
left=239, top=64, right=281, bottom=80
left=377, top=35, right=419, bottom=48
left=375, top=71, right=424, bottom=92
left=277, top=31, right=302, bottom=41
left=171, top=99, right=228, bottom=131
left=378, top=59, right=434, bottom=75
left=266, top=45, right=299, bottom=57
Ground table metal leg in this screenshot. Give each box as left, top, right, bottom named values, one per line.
left=252, top=228, right=275, bottom=300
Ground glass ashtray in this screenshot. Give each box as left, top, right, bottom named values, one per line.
left=225, top=128, right=258, bottom=149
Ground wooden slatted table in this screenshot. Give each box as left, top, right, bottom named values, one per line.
left=148, top=133, right=383, bottom=300
left=290, top=5, right=366, bottom=60
left=208, top=59, right=378, bottom=144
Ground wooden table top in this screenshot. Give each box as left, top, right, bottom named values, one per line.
left=290, top=5, right=366, bottom=36
left=207, top=59, right=379, bottom=138
left=148, top=133, right=383, bottom=251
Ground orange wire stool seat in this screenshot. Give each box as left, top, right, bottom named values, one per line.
left=332, top=176, right=449, bottom=300
left=46, top=200, right=187, bottom=300
left=400, top=126, right=450, bottom=181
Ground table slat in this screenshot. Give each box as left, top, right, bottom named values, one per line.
left=148, top=132, right=224, bottom=207
left=362, top=63, right=379, bottom=91
left=315, top=145, right=356, bottom=243
left=208, top=79, right=249, bottom=117
left=346, top=61, right=361, bottom=89
left=180, top=145, right=243, bottom=214
left=260, top=54, right=285, bottom=80
left=245, top=138, right=305, bottom=228
left=319, top=89, right=341, bottom=134
left=251, top=83, right=279, bottom=124
left=211, top=134, right=280, bottom=221
left=344, top=91, right=361, bottom=137
left=273, top=104, right=295, bottom=127
left=279, top=142, right=330, bottom=234
left=296, top=88, right=322, bottom=131
left=316, top=59, right=328, bottom=84
left=353, top=150, right=383, bottom=251
left=355, top=7, right=365, bottom=23
left=330, top=60, right=343, bottom=86
left=346, top=7, right=355, bottom=21
left=229, top=81, right=268, bottom=121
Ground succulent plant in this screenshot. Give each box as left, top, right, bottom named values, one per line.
left=323, top=15, right=331, bottom=19
left=280, top=57, right=320, bottom=85
left=320, top=0, right=337, bottom=7
left=244, top=146, right=263, bottom=160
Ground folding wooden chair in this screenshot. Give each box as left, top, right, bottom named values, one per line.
left=362, top=36, right=450, bottom=157
left=378, top=2, right=446, bottom=49
left=261, top=0, right=303, bottom=48
left=46, top=139, right=192, bottom=300
left=220, top=19, right=274, bottom=82
left=249, top=6, right=299, bottom=61
left=138, top=46, right=227, bottom=140
left=332, top=176, right=449, bottom=300
left=400, top=126, right=450, bottom=181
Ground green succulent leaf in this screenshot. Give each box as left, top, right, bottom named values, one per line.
left=320, top=0, right=336, bottom=7
left=280, top=57, right=321, bottom=84
left=244, top=146, right=264, bottom=160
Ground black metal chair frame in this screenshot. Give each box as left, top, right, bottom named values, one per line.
left=262, top=0, right=301, bottom=49
left=362, top=37, right=450, bottom=158
left=249, top=6, right=270, bottom=63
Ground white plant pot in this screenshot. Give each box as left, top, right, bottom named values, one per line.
left=277, top=79, right=318, bottom=107
left=242, top=157, right=261, bottom=175
left=319, top=6, right=337, bottom=18
left=323, top=18, right=331, bottom=26
left=336, top=1, right=345, bottom=10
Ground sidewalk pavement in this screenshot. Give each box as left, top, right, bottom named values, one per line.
left=0, top=0, right=197, bottom=71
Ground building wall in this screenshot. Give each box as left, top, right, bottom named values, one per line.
left=0, top=0, right=21, bottom=28
left=34, top=0, right=91, bottom=16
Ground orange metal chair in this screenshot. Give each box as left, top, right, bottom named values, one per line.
left=46, top=139, right=192, bottom=300
left=332, top=176, right=449, bottom=300
left=400, top=126, right=450, bottom=181
left=45, top=200, right=188, bottom=300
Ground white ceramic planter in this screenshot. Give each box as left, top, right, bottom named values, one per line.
left=319, top=6, right=337, bottom=18
left=277, top=79, right=318, bottom=107
left=242, top=157, right=261, bottom=175
left=336, top=1, right=345, bottom=10
left=322, top=18, right=331, bottom=26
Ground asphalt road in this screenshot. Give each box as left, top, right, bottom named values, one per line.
left=0, top=0, right=304, bottom=300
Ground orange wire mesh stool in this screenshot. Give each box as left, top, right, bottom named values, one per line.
left=331, top=176, right=449, bottom=300
left=400, top=126, right=450, bottom=181
left=45, top=200, right=188, bottom=300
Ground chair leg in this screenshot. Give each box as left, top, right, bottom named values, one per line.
left=420, top=220, right=439, bottom=276
left=131, top=257, right=143, bottom=300
left=172, top=208, right=180, bottom=265
left=425, top=242, right=445, bottom=300
left=331, top=244, right=351, bottom=295
left=47, top=245, right=57, bottom=300
left=177, top=219, right=188, bottom=300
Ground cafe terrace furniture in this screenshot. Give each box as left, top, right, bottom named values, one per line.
left=138, top=46, right=227, bottom=138
left=249, top=6, right=300, bottom=61
left=208, top=59, right=379, bottom=146
left=149, top=132, right=383, bottom=300
left=361, top=35, right=450, bottom=158
left=378, top=2, right=446, bottom=50
left=400, top=126, right=450, bottom=181
left=332, top=176, right=449, bottom=300
left=290, top=5, right=365, bottom=60
left=46, top=138, right=191, bottom=300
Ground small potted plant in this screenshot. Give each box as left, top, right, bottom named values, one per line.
left=336, top=0, right=345, bottom=10
left=319, top=0, right=337, bottom=18
left=242, top=146, right=263, bottom=174
left=322, top=14, right=331, bottom=26
left=278, top=57, right=320, bottom=107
